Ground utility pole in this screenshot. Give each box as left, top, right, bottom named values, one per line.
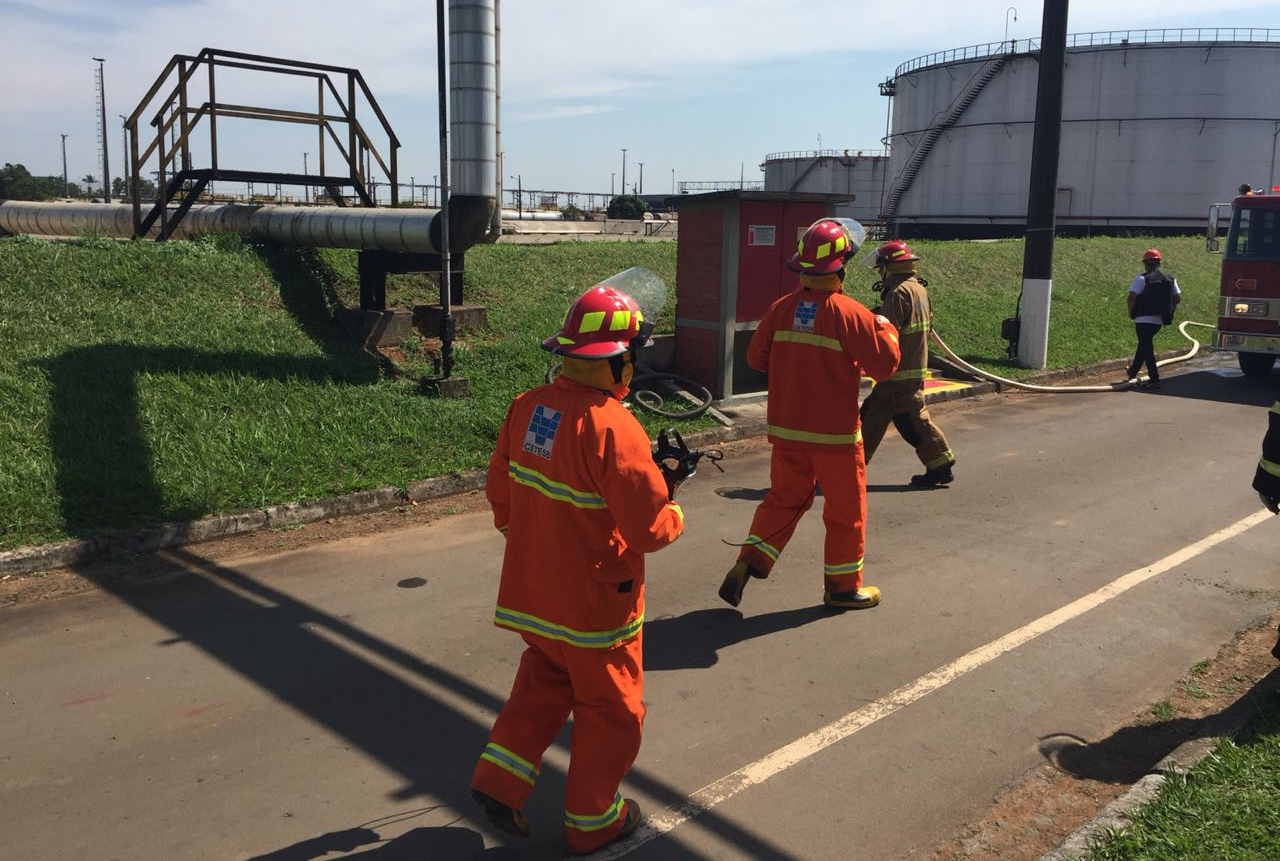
left=93, top=58, right=111, bottom=202
left=1015, top=0, right=1069, bottom=369
left=638, top=162, right=644, bottom=194
left=60, top=134, right=69, bottom=197
left=611, top=173, right=615, bottom=196
left=620, top=149, right=627, bottom=197
left=303, top=152, right=310, bottom=203
left=410, top=175, right=416, bottom=205
left=117, top=115, right=128, bottom=195
left=671, top=168, right=675, bottom=194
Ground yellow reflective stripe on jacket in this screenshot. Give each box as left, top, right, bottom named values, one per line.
left=774, top=330, right=843, bottom=352
left=565, top=793, right=624, bottom=832
left=494, top=606, right=643, bottom=649
left=508, top=463, right=607, bottom=509
left=767, top=425, right=863, bottom=445
left=1260, top=457, right=1280, bottom=478
left=1270, top=401, right=1280, bottom=416
left=899, top=319, right=930, bottom=335
left=889, top=367, right=929, bottom=381
left=669, top=502, right=685, bottom=530
left=480, top=742, right=539, bottom=785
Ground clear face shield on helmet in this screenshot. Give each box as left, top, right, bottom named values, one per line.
left=598, top=266, right=666, bottom=357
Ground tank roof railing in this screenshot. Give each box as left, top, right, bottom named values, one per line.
left=763, top=148, right=890, bottom=162
left=895, top=27, right=1280, bottom=78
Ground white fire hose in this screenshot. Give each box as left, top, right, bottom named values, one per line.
left=928, top=321, right=1215, bottom=393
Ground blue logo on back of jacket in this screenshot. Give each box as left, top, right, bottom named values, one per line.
left=523, top=405, right=562, bottom=459
left=793, top=301, right=818, bottom=333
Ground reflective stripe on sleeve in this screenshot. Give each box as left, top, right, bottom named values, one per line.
left=494, top=606, right=643, bottom=649
left=767, top=425, right=863, bottom=445
left=1270, top=401, right=1280, bottom=416
left=479, top=743, right=539, bottom=785
left=1260, top=458, right=1280, bottom=479
left=774, top=330, right=843, bottom=352
left=565, top=793, right=624, bottom=833
left=899, top=320, right=930, bottom=335
left=669, top=502, right=685, bottom=530
left=508, top=463, right=607, bottom=509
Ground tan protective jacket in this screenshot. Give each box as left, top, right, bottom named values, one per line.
left=875, top=274, right=931, bottom=384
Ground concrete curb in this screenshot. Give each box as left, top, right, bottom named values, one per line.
left=0, top=349, right=1182, bottom=577
left=1038, top=689, right=1263, bottom=861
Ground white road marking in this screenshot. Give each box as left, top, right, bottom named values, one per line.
left=602, top=508, right=1273, bottom=858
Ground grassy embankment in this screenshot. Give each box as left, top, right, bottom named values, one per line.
left=1085, top=689, right=1280, bottom=861
left=0, top=234, right=1221, bottom=551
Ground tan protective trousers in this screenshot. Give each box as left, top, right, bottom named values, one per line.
left=859, top=381, right=954, bottom=470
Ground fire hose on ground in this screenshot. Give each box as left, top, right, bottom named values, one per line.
left=929, top=320, right=1215, bottom=393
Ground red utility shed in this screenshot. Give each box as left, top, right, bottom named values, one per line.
left=669, top=191, right=852, bottom=399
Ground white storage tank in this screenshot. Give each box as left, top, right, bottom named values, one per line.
left=762, top=150, right=888, bottom=224
left=882, top=28, right=1280, bottom=237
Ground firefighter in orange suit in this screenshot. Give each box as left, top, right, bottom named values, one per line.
left=858, top=240, right=957, bottom=486
left=470, top=284, right=685, bottom=855
left=719, top=218, right=901, bottom=610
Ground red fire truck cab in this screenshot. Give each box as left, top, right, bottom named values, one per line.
left=1207, top=193, right=1280, bottom=376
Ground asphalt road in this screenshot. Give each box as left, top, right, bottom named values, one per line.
left=3, top=358, right=1279, bottom=861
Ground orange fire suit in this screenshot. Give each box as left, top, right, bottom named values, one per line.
left=737, top=278, right=901, bottom=593
left=471, top=375, right=684, bottom=853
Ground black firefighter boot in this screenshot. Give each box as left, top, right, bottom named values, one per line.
left=1272, top=625, right=1280, bottom=661
left=472, top=789, right=531, bottom=838
left=910, top=463, right=955, bottom=487
left=718, top=560, right=766, bottom=607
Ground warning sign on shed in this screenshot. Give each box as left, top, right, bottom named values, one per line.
left=748, top=225, right=776, bottom=246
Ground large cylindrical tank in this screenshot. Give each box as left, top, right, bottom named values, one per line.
left=884, top=30, right=1280, bottom=237
left=761, top=150, right=888, bottom=223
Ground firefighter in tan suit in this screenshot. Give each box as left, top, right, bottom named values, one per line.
left=859, top=241, right=956, bottom=487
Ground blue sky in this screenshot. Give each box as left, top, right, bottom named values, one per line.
left=2, top=1, right=1276, bottom=196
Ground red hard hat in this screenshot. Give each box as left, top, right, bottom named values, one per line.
left=788, top=219, right=856, bottom=274
left=542, top=285, right=645, bottom=358
left=1142, top=247, right=1162, bottom=262
left=873, top=240, right=920, bottom=267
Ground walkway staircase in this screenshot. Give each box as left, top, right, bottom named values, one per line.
left=880, top=57, right=1006, bottom=228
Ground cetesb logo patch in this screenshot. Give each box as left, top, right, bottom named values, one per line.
left=793, top=300, right=818, bottom=333
left=523, top=405, right=562, bottom=459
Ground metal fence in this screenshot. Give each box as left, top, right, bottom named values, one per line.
left=894, top=27, right=1280, bottom=78
left=762, top=148, right=889, bottom=162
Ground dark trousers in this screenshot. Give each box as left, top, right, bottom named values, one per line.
left=1128, top=323, right=1162, bottom=381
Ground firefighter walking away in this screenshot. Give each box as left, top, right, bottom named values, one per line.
left=858, top=240, right=957, bottom=486
left=1251, top=396, right=1280, bottom=660
left=720, top=218, right=900, bottom=611
left=470, top=275, right=686, bottom=855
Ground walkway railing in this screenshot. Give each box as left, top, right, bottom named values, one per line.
left=895, top=27, right=1280, bottom=78
left=763, top=148, right=889, bottom=162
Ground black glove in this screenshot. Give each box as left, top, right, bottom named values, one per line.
left=1260, top=491, right=1280, bottom=515
left=653, top=427, right=722, bottom=501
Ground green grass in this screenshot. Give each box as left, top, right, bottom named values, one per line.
left=0, top=235, right=694, bottom=550
left=1086, top=690, right=1280, bottom=861
left=0, top=233, right=1226, bottom=550
left=839, top=235, right=1222, bottom=377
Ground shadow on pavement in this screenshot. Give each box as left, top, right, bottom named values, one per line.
left=1038, top=666, right=1280, bottom=784
left=645, top=606, right=832, bottom=671
left=1146, top=366, right=1278, bottom=409
left=73, top=548, right=796, bottom=860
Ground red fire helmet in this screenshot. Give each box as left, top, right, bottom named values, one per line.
left=542, top=285, right=646, bottom=358
left=872, top=240, right=920, bottom=267
left=788, top=219, right=857, bottom=274
left=1142, top=247, right=1162, bottom=262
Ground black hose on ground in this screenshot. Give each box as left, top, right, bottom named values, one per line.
left=543, top=363, right=714, bottom=419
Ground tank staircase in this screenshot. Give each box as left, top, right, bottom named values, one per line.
left=125, top=48, right=400, bottom=240
left=880, top=56, right=1006, bottom=229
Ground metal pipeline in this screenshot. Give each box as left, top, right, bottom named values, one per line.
left=0, top=200, right=459, bottom=253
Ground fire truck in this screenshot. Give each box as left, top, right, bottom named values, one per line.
left=1206, top=192, right=1280, bottom=376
